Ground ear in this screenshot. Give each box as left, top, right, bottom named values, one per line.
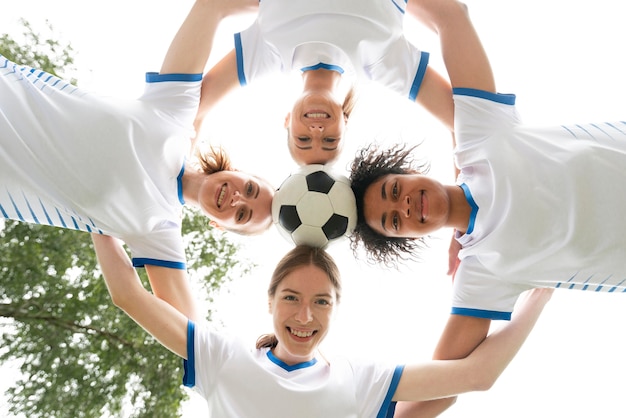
left=268, top=299, right=273, bottom=314
left=283, top=112, right=291, bottom=129
left=208, top=220, right=224, bottom=231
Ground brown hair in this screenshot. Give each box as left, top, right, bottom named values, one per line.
left=195, top=145, right=233, bottom=174
left=256, top=246, right=342, bottom=349
left=341, top=84, right=357, bottom=120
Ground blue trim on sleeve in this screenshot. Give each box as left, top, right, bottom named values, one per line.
left=458, top=183, right=479, bottom=234
left=266, top=350, right=318, bottom=372
left=409, top=51, right=430, bottom=101
left=389, top=0, right=406, bottom=14
left=132, top=258, right=187, bottom=270
left=452, top=87, right=516, bottom=105
left=234, top=33, right=247, bottom=86
left=377, top=365, right=404, bottom=418
left=300, top=62, right=344, bottom=74
left=145, top=72, right=202, bottom=83
left=177, top=164, right=185, bottom=205
left=384, top=402, right=397, bottom=418
left=452, top=307, right=512, bottom=321
left=183, top=320, right=196, bottom=387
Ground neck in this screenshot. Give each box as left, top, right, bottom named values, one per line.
left=180, top=169, right=203, bottom=207
left=445, top=185, right=473, bottom=233
left=301, top=68, right=342, bottom=93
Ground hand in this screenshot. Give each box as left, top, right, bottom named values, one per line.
left=513, top=287, right=554, bottom=317
left=447, top=232, right=461, bottom=277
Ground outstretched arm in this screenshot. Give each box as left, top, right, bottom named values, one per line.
left=407, top=0, right=495, bottom=92
left=193, top=49, right=241, bottom=144
left=92, top=234, right=190, bottom=359
left=393, top=313, right=491, bottom=417
left=160, top=0, right=257, bottom=75
left=393, top=288, right=553, bottom=403
left=161, top=0, right=256, bottom=149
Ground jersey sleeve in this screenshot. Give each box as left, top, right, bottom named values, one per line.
left=451, top=256, right=529, bottom=320
left=453, top=89, right=520, bottom=150
left=366, top=41, right=430, bottom=101
left=183, top=321, right=235, bottom=396
left=235, top=23, right=282, bottom=86
left=123, top=224, right=187, bottom=270
left=348, top=357, right=404, bottom=417
left=140, top=74, right=201, bottom=136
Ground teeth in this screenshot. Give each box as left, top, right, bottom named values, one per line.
left=305, top=112, right=328, bottom=118
left=217, top=185, right=226, bottom=207
left=290, top=329, right=314, bottom=338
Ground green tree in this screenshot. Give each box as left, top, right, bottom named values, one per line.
left=0, top=22, right=250, bottom=418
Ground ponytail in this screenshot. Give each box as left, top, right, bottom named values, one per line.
left=256, top=333, right=279, bottom=349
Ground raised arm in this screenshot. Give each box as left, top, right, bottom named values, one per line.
left=394, top=288, right=553, bottom=403
left=92, top=234, right=189, bottom=359
left=393, top=313, right=491, bottom=417
left=160, top=0, right=257, bottom=75
left=407, top=0, right=495, bottom=92
left=193, top=49, right=241, bottom=143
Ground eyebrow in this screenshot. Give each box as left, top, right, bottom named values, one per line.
left=294, top=144, right=338, bottom=151
left=380, top=181, right=388, bottom=232
left=254, top=182, right=260, bottom=199
left=282, top=288, right=333, bottom=298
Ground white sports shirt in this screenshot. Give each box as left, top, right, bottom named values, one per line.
left=235, top=0, right=429, bottom=101
left=183, top=321, right=403, bottom=418
left=452, top=88, right=626, bottom=320
left=0, top=55, right=200, bottom=269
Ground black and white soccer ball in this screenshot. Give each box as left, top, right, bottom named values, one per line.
left=272, top=164, right=357, bottom=248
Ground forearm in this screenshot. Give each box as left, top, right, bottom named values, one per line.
left=161, top=0, right=257, bottom=75
left=91, top=234, right=189, bottom=358
left=194, top=49, right=240, bottom=140
left=407, top=0, right=495, bottom=92
left=467, top=288, right=552, bottom=389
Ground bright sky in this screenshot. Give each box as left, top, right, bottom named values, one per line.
left=2, top=1, right=626, bottom=417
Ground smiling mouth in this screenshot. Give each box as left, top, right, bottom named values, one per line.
left=288, top=327, right=316, bottom=338
left=304, top=112, right=329, bottom=119
left=420, top=190, right=427, bottom=223
left=217, top=184, right=227, bottom=208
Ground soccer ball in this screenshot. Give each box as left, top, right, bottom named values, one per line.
left=272, top=164, right=357, bottom=248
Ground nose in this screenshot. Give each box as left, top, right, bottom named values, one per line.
left=295, top=303, right=313, bottom=324
left=308, top=124, right=324, bottom=132
left=402, top=195, right=411, bottom=218
left=230, top=191, right=242, bottom=207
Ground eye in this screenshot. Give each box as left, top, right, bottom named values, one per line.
left=246, top=182, right=254, bottom=197
left=392, top=214, right=399, bottom=231
left=315, top=298, right=331, bottom=306
left=392, top=182, right=399, bottom=200
left=322, top=137, right=337, bottom=144
left=236, top=207, right=246, bottom=222
left=297, top=137, right=311, bottom=143
left=284, top=295, right=297, bottom=301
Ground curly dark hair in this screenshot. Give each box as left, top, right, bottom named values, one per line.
left=349, top=143, right=431, bottom=267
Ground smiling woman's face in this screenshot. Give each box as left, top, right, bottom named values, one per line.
left=363, top=173, right=451, bottom=238
left=285, top=90, right=347, bottom=165
left=198, top=170, right=274, bottom=234
left=269, top=264, right=337, bottom=366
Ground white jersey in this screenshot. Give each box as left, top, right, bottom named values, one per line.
left=183, top=321, right=403, bottom=418
left=235, top=0, right=429, bottom=101
left=0, top=55, right=200, bottom=268
left=452, top=88, right=626, bottom=320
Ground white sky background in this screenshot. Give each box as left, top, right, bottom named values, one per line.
left=2, top=1, right=626, bottom=417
